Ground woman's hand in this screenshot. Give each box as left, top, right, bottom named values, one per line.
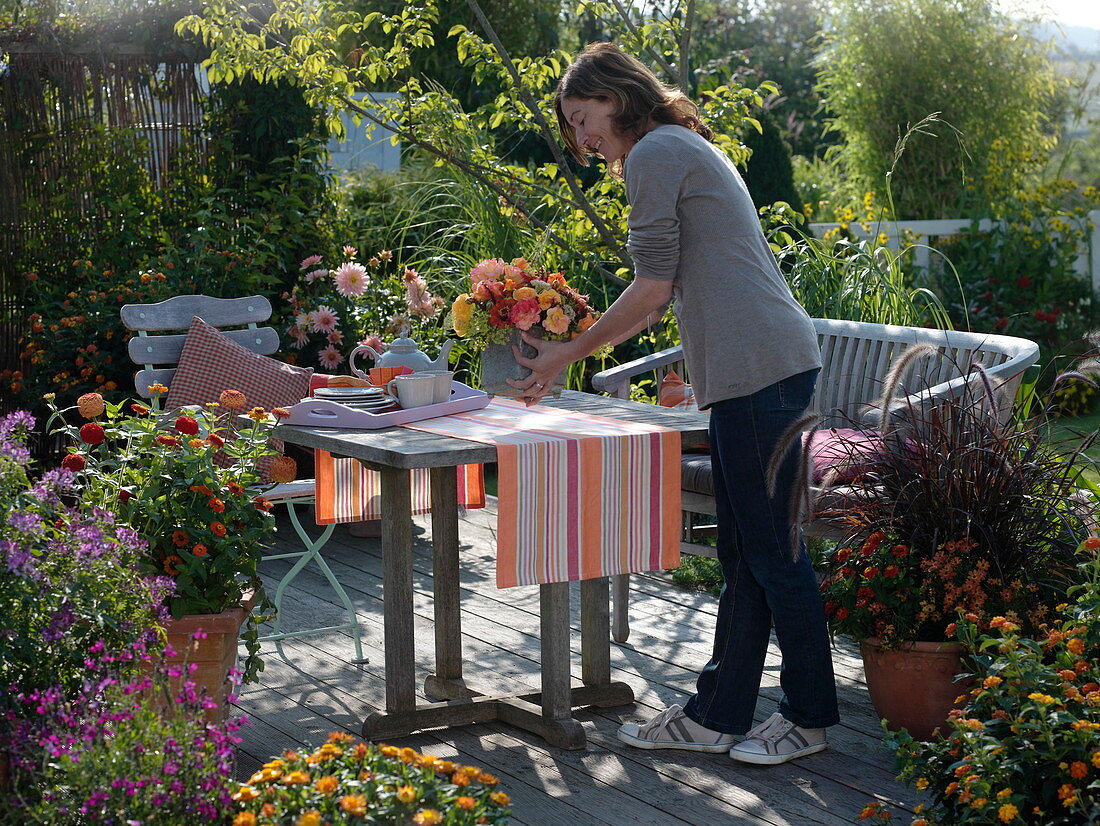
left=508, top=332, right=575, bottom=406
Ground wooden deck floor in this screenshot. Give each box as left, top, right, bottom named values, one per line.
left=234, top=502, right=923, bottom=825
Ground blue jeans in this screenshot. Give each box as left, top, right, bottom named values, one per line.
left=683, top=368, right=839, bottom=734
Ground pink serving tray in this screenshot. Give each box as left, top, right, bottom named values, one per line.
left=283, top=381, right=490, bottom=429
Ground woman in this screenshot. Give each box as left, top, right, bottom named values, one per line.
left=510, top=42, right=839, bottom=765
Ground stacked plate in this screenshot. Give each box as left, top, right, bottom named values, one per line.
left=313, top=385, right=397, bottom=411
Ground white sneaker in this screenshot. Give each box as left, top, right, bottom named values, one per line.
left=729, top=712, right=827, bottom=765
left=617, top=704, right=737, bottom=753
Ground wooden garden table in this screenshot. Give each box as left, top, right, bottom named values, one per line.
left=274, top=390, right=709, bottom=749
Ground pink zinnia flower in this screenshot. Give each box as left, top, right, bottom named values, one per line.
left=304, top=268, right=328, bottom=284
left=510, top=298, right=541, bottom=331
left=300, top=254, right=323, bottom=270
left=470, top=258, right=506, bottom=288
left=311, top=305, right=340, bottom=333
left=318, top=345, right=345, bottom=370
left=543, top=305, right=571, bottom=335
left=333, top=262, right=369, bottom=296
left=342, top=245, right=358, bottom=257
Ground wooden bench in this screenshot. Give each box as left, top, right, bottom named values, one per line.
left=591, top=318, right=1041, bottom=642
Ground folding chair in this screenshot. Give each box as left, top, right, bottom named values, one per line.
left=121, top=294, right=364, bottom=662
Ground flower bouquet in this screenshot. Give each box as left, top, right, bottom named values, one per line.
left=43, top=388, right=291, bottom=682
left=229, top=732, right=511, bottom=825
left=449, top=257, right=603, bottom=396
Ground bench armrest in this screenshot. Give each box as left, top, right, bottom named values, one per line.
left=591, top=345, right=686, bottom=399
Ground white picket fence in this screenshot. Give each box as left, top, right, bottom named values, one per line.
left=808, top=210, right=1100, bottom=293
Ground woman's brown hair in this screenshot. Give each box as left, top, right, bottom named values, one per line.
left=554, top=42, right=713, bottom=170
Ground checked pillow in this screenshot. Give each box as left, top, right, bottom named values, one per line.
left=166, top=316, right=313, bottom=480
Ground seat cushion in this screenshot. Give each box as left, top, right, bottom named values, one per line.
left=679, top=427, right=884, bottom=496
left=658, top=370, right=699, bottom=411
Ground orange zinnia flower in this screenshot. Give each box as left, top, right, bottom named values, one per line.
left=192, top=544, right=208, bottom=557
left=189, top=484, right=213, bottom=496
left=268, top=455, right=297, bottom=483
left=227, top=482, right=245, bottom=495
left=76, top=392, right=105, bottom=419
left=163, top=555, right=183, bottom=576
left=253, top=496, right=273, bottom=512
left=219, top=389, right=246, bottom=410
left=208, top=497, right=226, bottom=513
left=210, top=521, right=227, bottom=537
left=172, top=530, right=189, bottom=547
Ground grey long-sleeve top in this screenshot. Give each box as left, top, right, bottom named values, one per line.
left=624, top=124, right=821, bottom=410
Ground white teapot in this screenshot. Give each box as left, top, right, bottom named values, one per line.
left=349, top=333, right=454, bottom=377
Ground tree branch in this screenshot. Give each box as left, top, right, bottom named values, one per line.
left=464, top=0, right=633, bottom=277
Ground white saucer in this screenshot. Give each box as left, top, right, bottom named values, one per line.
left=315, top=386, right=386, bottom=400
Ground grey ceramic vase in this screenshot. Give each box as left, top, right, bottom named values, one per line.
left=480, top=328, right=567, bottom=398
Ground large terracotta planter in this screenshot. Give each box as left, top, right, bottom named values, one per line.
left=859, top=637, right=971, bottom=741
left=480, top=328, right=566, bottom=398
left=154, top=594, right=253, bottom=723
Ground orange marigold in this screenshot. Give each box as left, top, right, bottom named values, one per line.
left=456, top=796, right=477, bottom=810
left=315, top=775, right=339, bottom=794
left=232, top=814, right=258, bottom=826
left=395, top=785, right=418, bottom=804
left=413, top=811, right=443, bottom=826
left=339, top=795, right=367, bottom=816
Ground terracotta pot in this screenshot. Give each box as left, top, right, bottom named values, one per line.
left=480, top=328, right=566, bottom=398
left=151, top=594, right=254, bottom=723
left=859, top=637, right=971, bottom=741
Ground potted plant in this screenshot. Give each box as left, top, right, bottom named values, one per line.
left=43, top=387, right=292, bottom=706
left=448, top=257, right=607, bottom=397
left=813, top=348, right=1095, bottom=739
left=229, top=732, right=512, bottom=825
left=862, top=536, right=1100, bottom=825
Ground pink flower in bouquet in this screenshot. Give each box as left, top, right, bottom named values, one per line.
left=300, top=254, right=323, bottom=270
left=543, top=306, right=571, bottom=335
left=333, top=262, right=369, bottom=297
left=304, top=268, right=328, bottom=284
left=318, top=345, right=345, bottom=370
left=311, top=306, right=340, bottom=334
left=470, top=258, right=506, bottom=287
left=510, top=298, right=541, bottom=331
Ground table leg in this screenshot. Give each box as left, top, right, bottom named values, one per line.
left=424, top=466, right=475, bottom=702
left=373, top=466, right=415, bottom=717
left=580, top=577, right=610, bottom=686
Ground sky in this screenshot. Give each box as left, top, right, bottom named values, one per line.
left=1043, top=0, right=1100, bottom=30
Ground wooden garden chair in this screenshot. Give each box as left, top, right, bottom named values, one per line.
left=121, top=294, right=365, bottom=662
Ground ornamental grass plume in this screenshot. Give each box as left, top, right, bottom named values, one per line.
left=230, top=733, right=511, bottom=825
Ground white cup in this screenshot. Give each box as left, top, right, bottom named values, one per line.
left=386, top=373, right=436, bottom=409
left=418, top=370, right=454, bottom=405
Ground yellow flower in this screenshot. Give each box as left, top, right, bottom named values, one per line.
left=537, top=288, right=562, bottom=309
left=456, top=796, right=477, bottom=810
left=233, top=814, right=258, bottom=826
left=232, top=785, right=260, bottom=802
left=283, top=770, right=311, bottom=785
left=998, top=803, right=1018, bottom=822
left=147, top=383, right=169, bottom=395
left=399, top=747, right=418, bottom=763
left=490, top=791, right=510, bottom=806
left=513, top=286, right=537, bottom=301
left=915, top=777, right=929, bottom=790
left=396, top=785, right=418, bottom=804
left=984, top=676, right=1003, bottom=689
left=1028, top=692, right=1056, bottom=705
left=412, top=810, right=443, bottom=825
left=451, top=295, right=474, bottom=335
left=295, top=811, right=322, bottom=826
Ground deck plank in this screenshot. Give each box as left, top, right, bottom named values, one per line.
left=230, top=502, right=923, bottom=825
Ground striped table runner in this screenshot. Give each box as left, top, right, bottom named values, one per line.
left=406, top=397, right=681, bottom=588
left=313, top=455, right=485, bottom=524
